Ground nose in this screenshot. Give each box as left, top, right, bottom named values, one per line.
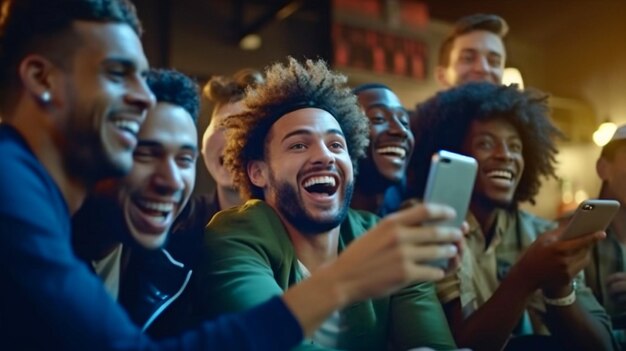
left=473, top=55, right=490, bottom=73
left=153, top=158, right=184, bottom=195
left=311, top=142, right=335, bottom=167
left=387, top=114, right=409, bottom=139
left=126, top=77, right=156, bottom=113
left=493, top=142, right=513, bottom=161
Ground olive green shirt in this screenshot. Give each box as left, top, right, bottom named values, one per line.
left=198, top=200, right=456, bottom=350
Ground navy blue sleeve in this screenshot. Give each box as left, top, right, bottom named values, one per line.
left=0, top=128, right=302, bottom=351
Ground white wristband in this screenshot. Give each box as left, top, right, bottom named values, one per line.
left=543, top=287, right=576, bottom=306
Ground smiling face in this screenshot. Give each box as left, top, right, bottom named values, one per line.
left=437, top=30, right=505, bottom=88
left=61, top=21, right=155, bottom=181
left=356, top=87, right=414, bottom=183
left=462, top=118, right=523, bottom=208
left=120, top=102, right=198, bottom=249
left=250, top=108, right=354, bottom=235
left=202, top=101, right=244, bottom=189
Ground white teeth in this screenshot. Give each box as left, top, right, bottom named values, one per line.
left=377, top=146, right=406, bottom=158
left=139, top=201, right=174, bottom=212
left=303, top=176, right=336, bottom=188
left=487, top=170, right=513, bottom=180
left=113, top=120, right=140, bottom=134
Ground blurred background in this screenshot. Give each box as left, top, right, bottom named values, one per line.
left=132, top=0, right=626, bottom=220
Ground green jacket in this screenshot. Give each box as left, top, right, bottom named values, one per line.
left=198, top=200, right=456, bottom=351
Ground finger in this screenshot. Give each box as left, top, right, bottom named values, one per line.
left=608, top=280, right=626, bottom=296
left=606, top=272, right=626, bottom=285
left=406, top=243, right=458, bottom=263
left=405, top=263, right=446, bottom=283
left=558, top=231, right=606, bottom=251
left=388, top=203, right=456, bottom=226
left=402, top=225, right=463, bottom=245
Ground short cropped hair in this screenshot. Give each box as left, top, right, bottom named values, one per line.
left=0, top=0, right=141, bottom=112
left=409, top=82, right=562, bottom=205
left=222, top=57, right=369, bottom=199
left=147, top=69, right=200, bottom=123
left=438, top=13, right=508, bottom=67
left=351, top=83, right=392, bottom=95
left=203, top=68, right=264, bottom=106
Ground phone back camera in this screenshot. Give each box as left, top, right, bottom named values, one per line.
left=582, top=204, right=595, bottom=211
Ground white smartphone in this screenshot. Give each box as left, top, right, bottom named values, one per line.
left=560, top=199, right=620, bottom=240
left=423, top=150, right=478, bottom=268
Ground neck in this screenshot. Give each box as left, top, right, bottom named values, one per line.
left=470, top=197, right=499, bottom=240
left=8, top=105, right=87, bottom=214
left=275, top=209, right=340, bottom=273
left=351, top=188, right=386, bottom=214
left=72, top=197, right=126, bottom=261
left=216, top=185, right=243, bottom=210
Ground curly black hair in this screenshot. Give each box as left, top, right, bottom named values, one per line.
left=0, top=0, right=141, bottom=113
left=146, top=69, right=200, bottom=124
left=409, top=82, right=562, bottom=205
left=222, top=57, right=370, bottom=200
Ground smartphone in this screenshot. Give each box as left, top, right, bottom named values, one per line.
left=423, top=150, right=478, bottom=268
left=560, top=199, right=620, bottom=240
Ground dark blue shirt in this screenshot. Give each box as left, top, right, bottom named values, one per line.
left=0, top=124, right=302, bottom=350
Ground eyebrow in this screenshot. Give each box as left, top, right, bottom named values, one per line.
left=460, top=48, right=503, bottom=58
left=475, top=131, right=521, bottom=141
left=102, top=58, right=149, bottom=76
left=366, top=104, right=407, bottom=113
left=281, top=128, right=345, bottom=142
left=137, top=140, right=198, bottom=153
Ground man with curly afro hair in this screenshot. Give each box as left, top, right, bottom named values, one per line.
left=199, top=57, right=465, bottom=350
left=408, top=82, right=615, bottom=351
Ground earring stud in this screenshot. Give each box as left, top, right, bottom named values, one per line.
left=40, top=91, right=51, bottom=103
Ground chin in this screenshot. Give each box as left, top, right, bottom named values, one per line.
left=131, top=233, right=167, bottom=250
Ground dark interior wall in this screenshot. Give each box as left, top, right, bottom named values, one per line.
left=132, top=0, right=332, bottom=195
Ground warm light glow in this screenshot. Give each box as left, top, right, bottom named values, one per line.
left=574, top=189, right=589, bottom=204
left=502, top=67, right=524, bottom=90
left=239, top=34, right=262, bottom=51
left=592, top=121, right=617, bottom=146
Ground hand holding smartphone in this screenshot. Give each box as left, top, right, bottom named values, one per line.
left=559, top=199, right=620, bottom=240
left=423, top=150, right=478, bottom=269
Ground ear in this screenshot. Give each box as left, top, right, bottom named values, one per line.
left=597, top=157, right=611, bottom=181
left=247, top=160, right=269, bottom=189
left=435, top=65, right=449, bottom=87
left=18, top=54, right=59, bottom=104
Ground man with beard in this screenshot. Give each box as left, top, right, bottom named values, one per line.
left=199, top=57, right=464, bottom=351
left=350, top=83, right=414, bottom=216
left=410, top=82, right=616, bottom=351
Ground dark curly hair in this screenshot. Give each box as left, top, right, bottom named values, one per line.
left=146, top=69, right=200, bottom=123
left=409, top=82, right=562, bottom=205
left=0, top=0, right=141, bottom=113
left=222, top=57, right=370, bottom=200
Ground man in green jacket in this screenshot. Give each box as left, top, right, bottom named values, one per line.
left=198, top=57, right=463, bottom=350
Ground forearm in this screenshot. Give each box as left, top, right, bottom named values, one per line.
left=282, top=265, right=346, bottom=337
left=453, top=273, right=534, bottom=351
left=545, top=301, right=614, bottom=350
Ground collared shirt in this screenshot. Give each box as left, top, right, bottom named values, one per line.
left=435, top=209, right=601, bottom=335
left=586, top=226, right=626, bottom=323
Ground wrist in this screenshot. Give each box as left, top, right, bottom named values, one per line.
left=543, top=281, right=577, bottom=307
left=542, top=281, right=575, bottom=299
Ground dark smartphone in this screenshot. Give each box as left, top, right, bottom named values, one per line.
left=560, top=199, right=620, bottom=240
